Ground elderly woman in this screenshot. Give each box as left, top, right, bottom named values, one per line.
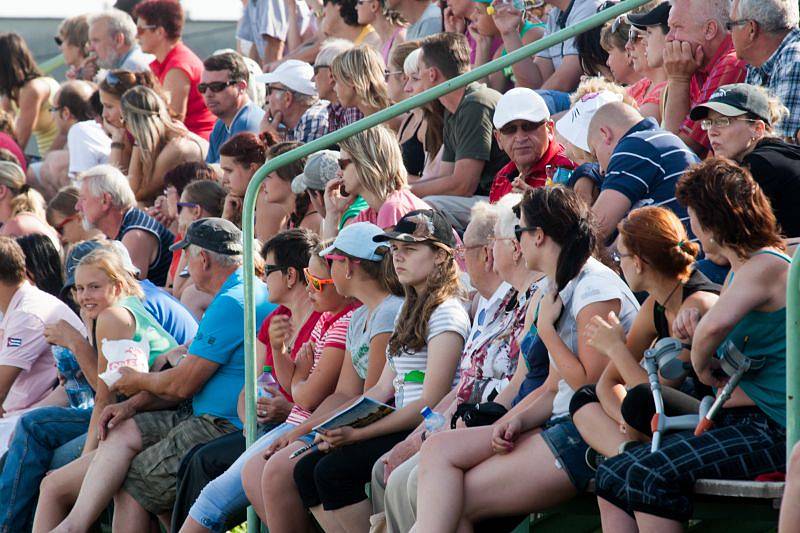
left=690, top=83, right=800, bottom=237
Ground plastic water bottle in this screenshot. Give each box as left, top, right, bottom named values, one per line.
left=420, top=406, right=446, bottom=434
left=257, top=365, right=278, bottom=399
left=52, top=345, right=94, bottom=410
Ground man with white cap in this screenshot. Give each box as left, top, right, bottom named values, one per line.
left=585, top=99, right=700, bottom=243
left=255, top=60, right=329, bottom=143
left=291, top=150, right=368, bottom=233
left=488, top=88, right=576, bottom=203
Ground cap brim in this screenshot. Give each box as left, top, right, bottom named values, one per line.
left=373, top=231, right=426, bottom=244
left=555, top=115, right=590, bottom=153
left=254, top=72, right=279, bottom=84
left=60, top=277, right=75, bottom=299
left=169, top=237, right=191, bottom=252
left=291, top=174, right=307, bottom=195
left=494, top=111, right=550, bottom=130
left=319, top=243, right=336, bottom=257
left=689, top=102, right=747, bottom=121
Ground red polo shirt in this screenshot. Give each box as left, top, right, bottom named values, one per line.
left=488, top=140, right=576, bottom=203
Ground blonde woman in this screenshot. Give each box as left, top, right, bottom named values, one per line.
left=121, top=86, right=208, bottom=204
left=322, top=125, right=431, bottom=239
left=331, top=46, right=392, bottom=119
left=0, top=161, right=59, bottom=245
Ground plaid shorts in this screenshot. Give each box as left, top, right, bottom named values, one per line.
left=122, top=408, right=238, bottom=514
left=595, top=407, right=785, bottom=522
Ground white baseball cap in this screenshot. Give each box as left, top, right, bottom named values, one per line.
left=493, top=88, right=550, bottom=129
left=555, top=91, right=624, bottom=153
left=255, top=60, right=318, bottom=96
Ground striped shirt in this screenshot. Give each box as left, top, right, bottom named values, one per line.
left=602, top=118, right=700, bottom=237
left=285, top=305, right=356, bottom=425
left=116, top=207, right=175, bottom=287
left=387, top=297, right=471, bottom=408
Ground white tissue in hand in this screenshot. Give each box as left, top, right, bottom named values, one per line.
left=98, top=338, right=150, bottom=387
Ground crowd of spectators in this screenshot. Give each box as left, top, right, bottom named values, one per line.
left=1, top=0, right=800, bottom=531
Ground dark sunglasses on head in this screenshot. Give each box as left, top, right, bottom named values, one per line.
left=499, top=121, right=545, bottom=136
left=54, top=35, right=64, bottom=47
left=198, top=80, right=237, bottom=94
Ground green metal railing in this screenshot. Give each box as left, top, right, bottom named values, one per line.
left=241, top=0, right=650, bottom=528
left=788, top=256, right=800, bottom=460
left=40, top=54, right=65, bottom=75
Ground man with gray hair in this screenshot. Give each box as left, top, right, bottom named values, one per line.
left=75, top=164, right=174, bottom=286
left=88, top=9, right=153, bottom=73
left=730, top=0, right=800, bottom=139
left=47, top=217, right=274, bottom=532
left=662, top=0, right=747, bottom=156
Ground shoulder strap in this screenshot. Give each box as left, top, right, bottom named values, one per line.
left=752, top=249, right=792, bottom=263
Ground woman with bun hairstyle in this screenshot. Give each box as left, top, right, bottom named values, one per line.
left=412, top=187, right=639, bottom=531
left=99, top=69, right=165, bottom=176
left=571, top=206, right=719, bottom=459
left=0, top=161, right=59, bottom=246
left=244, top=222, right=403, bottom=533
left=121, top=85, right=207, bottom=203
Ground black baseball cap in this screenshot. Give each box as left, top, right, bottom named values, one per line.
left=373, top=209, right=456, bottom=249
left=170, top=217, right=243, bottom=255
left=627, top=2, right=670, bottom=30
left=689, top=83, right=773, bottom=125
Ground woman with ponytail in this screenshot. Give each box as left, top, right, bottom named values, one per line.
left=412, top=187, right=639, bottom=532
left=0, top=161, right=59, bottom=246
left=571, top=206, right=719, bottom=459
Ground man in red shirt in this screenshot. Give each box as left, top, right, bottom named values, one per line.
left=662, top=0, right=747, bottom=157
left=488, top=87, right=575, bottom=203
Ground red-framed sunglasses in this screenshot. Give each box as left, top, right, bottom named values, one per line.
left=304, top=267, right=335, bottom=292
left=325, top=253, right=360, bottom=264
left=54, top=214, right=80, bottom=235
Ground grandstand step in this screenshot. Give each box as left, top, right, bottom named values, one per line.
left=693, top=479, right=785, bottom=499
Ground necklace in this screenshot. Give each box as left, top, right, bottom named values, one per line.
left=655, top=281, right=682, bottom=313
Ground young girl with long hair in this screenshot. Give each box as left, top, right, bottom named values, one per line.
left=241, top=222, right=404, bottom=533
left=290, top=209, right=470, bottom=533
left=412, top=187, right=639, bottom=531
left=0, top=161, right=59, bottom=246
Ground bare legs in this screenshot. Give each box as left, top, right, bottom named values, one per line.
left=261, top=442, right=315, bottom=533
left=50, top=418, right=143, bottom=533
left=598, top=496, right=638, bottom=533
left=572, top=403, right=630, bottom=457
left=32, top=453, right=93, bottom=533
left=112, top=490, right=152, bottom=533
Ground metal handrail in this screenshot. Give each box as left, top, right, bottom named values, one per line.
left=788, top=254, right=800, bottom=460
left=241, top=0, right=651, bottom=528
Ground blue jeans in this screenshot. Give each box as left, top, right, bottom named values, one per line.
left=536, top=90, right=572, bottom=114
left=0, top=406, right=92, bottom=532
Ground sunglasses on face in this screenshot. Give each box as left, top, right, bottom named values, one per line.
left=198, top=80, right=237, bottom=94
left=264, top=264, right=286, bottom=277
left=177, top=201, right=198, bottom=213
left=499, top=121, right=545, bottom=136
left=304, top=267, right=335, bottom=292
left=325, top=253, right=361, bottom=264
left=699, top=116, right=760, bottom=131
left=136, top=24, right=157, bottom=34
left=338, top=158, right=353, bottom=171
left=514, top=225, right=538, bottom=242
left=54, top=214, right=79, bottom=235
left=628, top=28, right=644, bottom=43
left=313, top=64, right=330, bottom=75
left=267, top=85, right=290, bottom=96
left=54, top=35, right=64, bottom=47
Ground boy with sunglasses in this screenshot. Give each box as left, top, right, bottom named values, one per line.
left=487, top=88, right=576, bottom=203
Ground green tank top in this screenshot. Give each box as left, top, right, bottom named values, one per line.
left=502, top=21, right=545, bottom=80
left=719, top=250, right=790, bottom=427
left=119, top=295, right=179, bottom=367
left=339, top=195, right=369, bottom=230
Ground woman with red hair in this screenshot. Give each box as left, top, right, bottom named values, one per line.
left=133, top=0, right=216, bottom=139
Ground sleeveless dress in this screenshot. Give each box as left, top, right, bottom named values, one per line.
left=11, top=77, right=61, bottom=156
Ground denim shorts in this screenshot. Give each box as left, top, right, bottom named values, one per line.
left=540, top=416, right=594, bottom=492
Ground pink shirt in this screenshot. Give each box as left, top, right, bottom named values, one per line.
left=353, top=188, right=431, bottom=229
left=0, top=283, right=86, bottom=414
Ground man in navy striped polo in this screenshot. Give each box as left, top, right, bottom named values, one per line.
left=587, top=101, right=700, bottom=244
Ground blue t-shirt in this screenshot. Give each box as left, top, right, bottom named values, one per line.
left=140, top=279, right=198, bottom=345
left=602, top=118, right=700, bottom=237
left=189, top=268, right=275, bottom=428
left=205, top=101, right=266, bottom=164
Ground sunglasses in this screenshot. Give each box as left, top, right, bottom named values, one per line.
left=304, top=267, right=335, bottom=292
left=198, top=80, right=237, bottom=94
left=499, top=121, right=545, bottom=135
left=54, top=35, right=64, bottom=47
left=725, top=19, right=751, bottom=31
left=264, top=264, right=287, bottom=276
left=267, top=85, right=290, bottom=96
left=514, top=225, right=538, bottom=242
left=338, top=158, right=353, bottom=171
left=325, top=253, right=361, bottom=263
left=384, top=69, right=404, bottom=79
left=177, top=201, right=198, bottom=213
left=136, top=24, right=157, bottom=34
left=49, top=105, right=63, bottom=114
left=610, top=14, right=627, bottom=34
left=699, top=116, right=761, bottom=131
left=628, top=28, right=645, bottom=43
left=54, top=214, right=79, bottom=235
left=313, top=64, right=330, bottom=75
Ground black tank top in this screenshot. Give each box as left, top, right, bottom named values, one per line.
left=653, top=268, right=721, bottom=339
left=399, top=115, right=425, bottom=177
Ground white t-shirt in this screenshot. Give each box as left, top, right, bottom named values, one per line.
left=548, top=257, right=640, bottom=417
left=388, top=297, right=471, bottom=408
left=347, top=295, right=404, bottom=380
left=67, top=120, right=111, bottom=177
left=539, top=0, right=604, bottom=70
